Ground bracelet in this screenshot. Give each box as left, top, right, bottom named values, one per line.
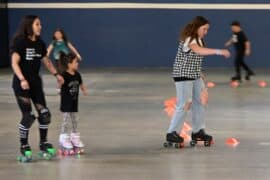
left=20, top=79, right=25, bottom=82
left=53, top=73, right=59, bottom=76
left=215, top=49, right=221, bottom=55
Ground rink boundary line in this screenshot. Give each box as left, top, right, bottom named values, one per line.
left=7, top=3, right=270, bottom=10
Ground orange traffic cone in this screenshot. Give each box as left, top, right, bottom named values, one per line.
left=226, top=138, right=240, bottom=147
left=230, top=81, right=239, bottom=88
left=258, top=80, right=267, bottom=88
left=207, top=81, right=216, bottom=88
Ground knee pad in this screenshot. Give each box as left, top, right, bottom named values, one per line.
left=38, top=108, right=51, bottom=125
left=21, top=112, right=36, bottom=128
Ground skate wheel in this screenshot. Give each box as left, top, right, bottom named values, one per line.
left=204, top=141, right=211, bottom=147
left=64, top=151, right=69, bottom=156
left=190, top=140, right=196, bottom=147
left=57, top=149, right=63, bottom=156
left=163, top=142, right=168, bottom=148
left=18, top=155, right=32, bottom=162
left=69, top=150, right=75, bottom=155
left=75, top=149, right=81, bottom=154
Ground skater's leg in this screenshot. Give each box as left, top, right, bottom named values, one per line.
left=35, top=104, right=51, bottom=143
left=191, top=78, right=206, bottom=133
left=191, top=79, right=213, bottom=145
left=238, top=55, right=254, bottom=80
left=59, top=113, right=73, bottom=152
left=61, top=112, right=71, bottom=134
left=15, top=94, right=35, bottom=147
left=31, top=85, right=50, bottom=144
left=167, top=81, right=193, bottom=133
left=70, top=112, right=78, bottom=133
left=70, top=113, right=84, bottom=149
left=233, top=55, right=242, bottom=80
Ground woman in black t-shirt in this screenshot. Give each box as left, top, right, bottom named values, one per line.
left=10, top=15, right=64, bottom=161
left=57, top=52, right=87, bottom=155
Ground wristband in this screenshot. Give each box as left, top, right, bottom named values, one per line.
left=53, top=73, right=59, bottom=76
left=215, top=49, right=221, bottom=55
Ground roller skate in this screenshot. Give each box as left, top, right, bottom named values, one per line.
left=245, top=71, right=255, bottom=81
left=163, top=131, right=184, bottom=149
left=58, top=134, right=75, bottom=156
left=38, top=142, right=56, bottom=160
left=17, top=144, right=32, bottom=162
left=70, top=132, right=85, bottom=154
left=231, top=76, right=242, bottom=83
left=190, top=129, right=213, bottom=147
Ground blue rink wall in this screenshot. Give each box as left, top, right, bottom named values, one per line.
left=7, top=1, right=270, bottom=68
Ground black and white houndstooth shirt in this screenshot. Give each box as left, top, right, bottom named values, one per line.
left=172, top=41, right=203, bottom=79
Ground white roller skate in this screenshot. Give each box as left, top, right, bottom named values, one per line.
left=58, top=134, right=74, bottom=156
left=70, top=132, right=84, bottom=154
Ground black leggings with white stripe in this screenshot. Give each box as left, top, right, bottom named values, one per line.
left=14, top=84, right=50, bottom=146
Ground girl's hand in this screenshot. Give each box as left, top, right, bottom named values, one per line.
left=221, top=49, right=231, bottom=58
left=56, top=74, right=64, bottom=86
left=82, top=89, right=88, bottom=96
left=20, top=79, right=30, bottom=90
left=81, top=84, right=88, bottom=96
left=245, top=49, right=251, bottom=56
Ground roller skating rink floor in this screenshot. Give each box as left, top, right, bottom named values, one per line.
left=0, top=68, right=270, bottom=180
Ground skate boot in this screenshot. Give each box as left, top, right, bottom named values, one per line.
left=231, top=76, right=242, bottom=83
left=190, top=129, right=213, bottom=147
left=163, top=131, right=184, bottom=149
left=38, top=142, right=56, bottom=160
left=17, top=144, right=32, bottom=162
left=70, top=132, right=84, bottom=154
left=245, top=71, right=255, bottom=81
left=58, top=134, right=74, bottom=156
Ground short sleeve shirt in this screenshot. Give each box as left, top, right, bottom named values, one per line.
left=231, top=31, right=248, bottom=54
left=11, top=37, right=47, bottom=89
left=60, top=71, right=82, bottom=112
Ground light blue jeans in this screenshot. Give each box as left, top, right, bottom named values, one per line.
left=167, top=78, right=206, bottom=134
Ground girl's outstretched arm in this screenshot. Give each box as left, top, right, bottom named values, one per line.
left=189, top=43, right=230, bottom=58
left=47, top=43, right=53, bottom=57
left=68, top=42, right=82, bottom=60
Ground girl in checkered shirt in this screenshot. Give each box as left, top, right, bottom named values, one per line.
left=165, top=16, right=230, bottom=147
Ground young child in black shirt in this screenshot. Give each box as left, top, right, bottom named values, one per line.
left=58, top=52, right=87, bottom=155
left=225, top=21, right=254, bottom=82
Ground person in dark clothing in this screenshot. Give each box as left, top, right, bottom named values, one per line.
left=10, top=15, right=64, bottom=161
left=225, top=21, right=254, bottom=82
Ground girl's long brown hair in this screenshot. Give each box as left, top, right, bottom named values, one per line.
left=11, top=15, right=40, bottom=48
left=180, top=16, right=209, bottom=47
